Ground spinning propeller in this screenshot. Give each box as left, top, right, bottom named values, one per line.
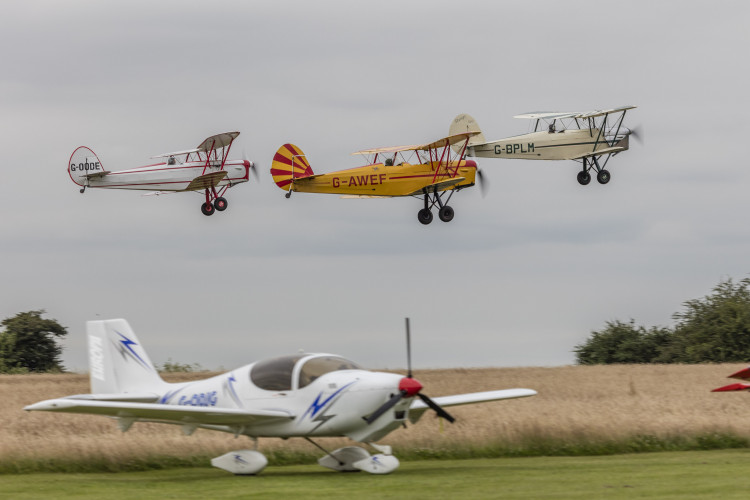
left=625, top=126, right=644, bottom=145
left=243, top=149, right=259, bottom=181
left=476, top=168, right=489, bottom=197
left=365, top=318, right=455, bottom=424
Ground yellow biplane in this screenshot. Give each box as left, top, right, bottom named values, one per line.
left=271, top=133, right=482, bottom=225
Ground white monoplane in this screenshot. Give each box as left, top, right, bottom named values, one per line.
left=25, top=318, right=536, bottom=475
left=68, top=132, right=256, bottom=216
left=450, top=106, right=638, bottom=185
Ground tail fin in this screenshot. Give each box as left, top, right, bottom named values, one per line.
left=69, top=146, right=106, bottom=187
left=87, top=319, right=166, bottom=394
left=449, top=114, right=488, bottom=152
left=270, top=144, right=314, bottom=190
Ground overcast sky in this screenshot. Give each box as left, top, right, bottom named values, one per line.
left=2, top=1, right=749, bottom=372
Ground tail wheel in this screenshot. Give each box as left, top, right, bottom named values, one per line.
left=417, top=208, right=433, bottom=225
left=214, top=197, right=228, bottom=211
left=597, top=170, right=611, bottom=184
left=438, top=206, right=454, bottom=222
left=201, top=202, right=215, bottom=216
left=577, top=171, right=591, bottom=185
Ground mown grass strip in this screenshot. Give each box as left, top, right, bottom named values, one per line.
left=3, top=450, right=750, bottom=500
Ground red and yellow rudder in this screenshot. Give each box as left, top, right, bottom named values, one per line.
left=271, top=144, right=314, bottom=190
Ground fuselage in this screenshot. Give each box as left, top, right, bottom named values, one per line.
left=290, top=160, right=477, bottom=196
left=153, top=353, right=411, bottom=442
left=71, top=159, right=251, bottom=191
left=471, top=129, right=629, bottom=160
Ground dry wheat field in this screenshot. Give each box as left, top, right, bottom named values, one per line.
left=3, top=364, right=750, bottom=470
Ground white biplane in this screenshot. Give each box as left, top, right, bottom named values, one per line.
left=450, top=106, right=638, bottom=185
left=68, top=132, right=256, bottom=216
left=25, top=318, right=536, bottom=475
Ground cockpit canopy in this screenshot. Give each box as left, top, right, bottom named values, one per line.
left=249, top=354, right=362, bottom=391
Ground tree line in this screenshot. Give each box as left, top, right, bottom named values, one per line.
left=575, top=278, right=750, bottom=364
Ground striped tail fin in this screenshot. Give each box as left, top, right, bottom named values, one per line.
left=270, top=144, right=314, bottom=190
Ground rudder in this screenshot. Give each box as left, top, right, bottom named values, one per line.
left=69, top=146, right=106, bottom=187
left=449, top=114, right=487, bottom=152
left=270, top=143, right=314, bottom=190
left=87, top=319, right=166, bottom=394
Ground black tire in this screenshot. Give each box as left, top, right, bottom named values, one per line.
left=597, top=169, right=611, bottom=185
left=214, top=197, right=228, bottom=211
left=577, top=171, right=591, bottom=185
left=201, top=202, right=215, bottom=216
left=438, top=205, right=454, bottom=222
left=417, top=208, right=433, bottom=225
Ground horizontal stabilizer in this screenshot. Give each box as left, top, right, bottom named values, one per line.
left=184, top=171, right=228, bottom=191
left=405, top=177, right=466, bottom=196
left=712, top=383, right=750, bottom=392
left=84, top=170, right=110, bottom=179
left=729, top=367, right=750, bottom=380
left=24, top=399, right=295, bottom=426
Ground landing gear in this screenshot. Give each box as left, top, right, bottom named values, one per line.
left=201, top=202, right=215, bottom=216
left=438, top=206, right=454, bottom=222
left=418, top=208, right=433, bottom=225
left=214, top=197, right=228, bottom=211
left=597, top=169, right=611, bottom=184
left=578, top=156, right=612, bottom=186
left=201, top=187, right=231, bottom=216
left=417, top=186, right=457, bottom=225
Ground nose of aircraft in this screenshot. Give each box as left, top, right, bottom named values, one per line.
left=398, top=376, right=422, bottom=397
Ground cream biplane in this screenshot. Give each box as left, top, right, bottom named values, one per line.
left=270, top=133, right=483, bottom=225
left=450, top=106, right=638, bottom=185
left=68, top=132, right=256, bottom=216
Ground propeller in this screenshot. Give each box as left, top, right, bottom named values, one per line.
left=626, top=125, right=644, bottom=145
left=366, top=318, right=455, bottom=425
left=476, top=169, right=489, bottom=198
left=243, top=149, right=259, bottom=181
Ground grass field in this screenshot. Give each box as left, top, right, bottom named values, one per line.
left=3, top=450, right=750, bottom=499
left=3, top=364, right=750, bottom=473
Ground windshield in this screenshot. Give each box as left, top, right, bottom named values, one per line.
left=298, top=356, right=362, bottom=389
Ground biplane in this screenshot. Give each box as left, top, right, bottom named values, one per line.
left=449, top=106, right=638, bottom=185
left=68, top=132, right=255, bottom=216
left=270, top=133, right=483, bottom=225
left=25, top=318, right=536, bottom=475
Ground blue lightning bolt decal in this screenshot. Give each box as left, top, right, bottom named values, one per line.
left=223, top=373, right=243, bottom=407
left=302, top=381, right=356, bottom=425
left=114, top=330, right=152, bottom=370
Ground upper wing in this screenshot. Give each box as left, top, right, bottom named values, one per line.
left=514, top=106, right=636, bottom=120
left=25, top=398, right=294, bottom=426
left=152, top=132, right=240, bottom=158
left=196, top=132, right=240, bottom=152
left=408, top=388, right=536, bottom=423
left=352, top=132, right=481, bottom=156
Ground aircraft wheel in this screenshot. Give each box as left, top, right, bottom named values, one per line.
left=214, top=197, right=228, bottom=211
left=597, top=170, right=611, bottom=185
left=417, top=208, right=433, bottom=225
left=438, top=205, right=454, bottom=222
left=577, top=171, right=591, bottom=185
left=201, top=202, right=215, bottom=216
